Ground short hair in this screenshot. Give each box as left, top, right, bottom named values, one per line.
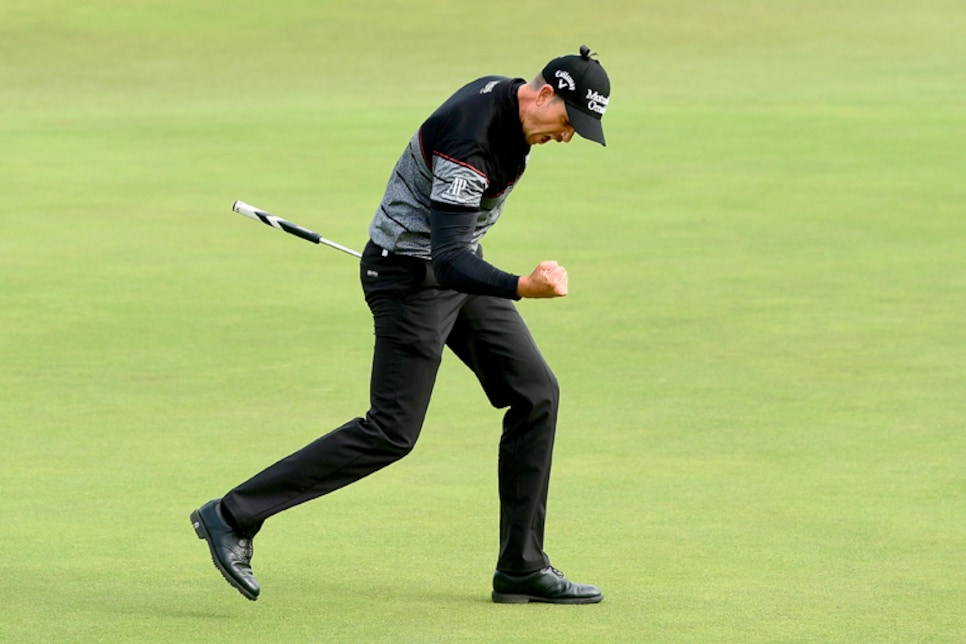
left=528, top=74, right=562, bottom=101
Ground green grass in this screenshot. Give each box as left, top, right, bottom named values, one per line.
left=2, top=0, right=965, bottom=641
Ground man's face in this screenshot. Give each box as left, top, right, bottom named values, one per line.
left=523, top=90, right=576, bottom=145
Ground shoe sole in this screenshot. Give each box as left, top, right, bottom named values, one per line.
left=190, top=509, right=258, bottom=601
left=491, top=591, right=603, bottom=604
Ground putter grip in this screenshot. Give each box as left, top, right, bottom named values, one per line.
left=233, top=200, right=322, bottom=244
left=271, top=218, right=322, bottom=244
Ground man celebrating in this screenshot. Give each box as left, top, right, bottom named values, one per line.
left=192, top=45, right=611, bottom=604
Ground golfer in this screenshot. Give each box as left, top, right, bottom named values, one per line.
left=192, top=45, right=611, bottom=604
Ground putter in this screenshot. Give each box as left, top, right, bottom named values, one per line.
left=231, top=200, right=362, bottom=258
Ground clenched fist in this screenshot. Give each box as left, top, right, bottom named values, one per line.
left=517, top=260, right=569, bottom=299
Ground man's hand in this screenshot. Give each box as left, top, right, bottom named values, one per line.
left=517, top=260, right=569, bottom=299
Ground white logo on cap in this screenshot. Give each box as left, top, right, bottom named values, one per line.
left=554, top=70, right=576, bottom=92
left=586, top=89, right=609, bottom=115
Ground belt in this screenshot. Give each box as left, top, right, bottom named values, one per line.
left=366, top=241, right=430, bottom=261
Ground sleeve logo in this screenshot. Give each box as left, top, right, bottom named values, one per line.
left=447, top=176, right=469, bottom=198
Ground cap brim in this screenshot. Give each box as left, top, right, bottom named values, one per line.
left=566, top=104, right=606, bottom=146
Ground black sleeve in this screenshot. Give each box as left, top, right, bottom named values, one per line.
left=429, top=202, right=520, bottom=299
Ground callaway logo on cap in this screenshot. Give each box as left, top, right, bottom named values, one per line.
left=542, top=45, right=611, bottom=146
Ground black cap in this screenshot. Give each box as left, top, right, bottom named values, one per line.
left=541, top=45, right=611, bottom=146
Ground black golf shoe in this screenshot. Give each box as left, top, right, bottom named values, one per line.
left=190, top=499, right=260, bottom=601
left=492, top=566, right=603, bottom=604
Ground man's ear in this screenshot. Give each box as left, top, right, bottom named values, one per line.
left=536, top=84, right=556, bottom=106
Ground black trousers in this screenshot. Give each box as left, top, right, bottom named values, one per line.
left=222, top=242, right=558, bottom=573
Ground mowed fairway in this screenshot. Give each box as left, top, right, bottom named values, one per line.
left=2, top=0, right=964, bottom=641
